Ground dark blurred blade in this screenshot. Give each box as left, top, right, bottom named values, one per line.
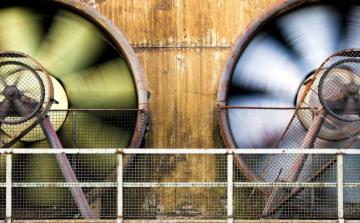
left=58, top=111, right=132, bottom=148
left=227, top=95, right=294, bottom=148
left=12, top=98, right=38, bottom=117
left=0, top=99, right=10, bottom=120
left=22, top=145, right=73, bottom=206
left=343, top=96, right=360, bottom=115
left=346, top=6, right=360, bottom=48
left=61, top=59, right=137, bottom=109
left=35, top=10, right=106, bottom=77
left=232, top=34, right=305, bottom=100
left=0, top=7, right=42, bottom=55
left=277, top=6, right=341, bottom=72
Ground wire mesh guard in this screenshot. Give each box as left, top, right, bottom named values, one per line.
left=0, top=52, right=53, bottom=147
left=219, top=98, right=360, bottom=222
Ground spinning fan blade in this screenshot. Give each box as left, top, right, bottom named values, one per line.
left=232, top=34, right=305, bottom=99
left=346, top=6, right=360, bottom=48
left=278, top=6, right=340, bottom=72
left=59, top=111, right=132, bottom=148
left=0, top=99, right=10, bottom=120
left=61, top=59, right=137, bottom=109
left=0, top=8, right=42, bottom=55
left=227, top=95, right=294, bottom=148
left=35, top=10, right=105, bottom=77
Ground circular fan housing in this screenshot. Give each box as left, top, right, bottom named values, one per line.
left=0, top=0, right=148, bottom=212
left=217, top=0, right=360, bottom=216
left=0, top=0, right=148, bottom=148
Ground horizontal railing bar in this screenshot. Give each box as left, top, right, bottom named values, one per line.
left=0, top=149, right=228, bottom=154
left=49, top=108, right=142, bottom=111
left=233, top=182, right=336, bottom=188
left=0, top=182, right=117, bottom=187
left=0, top=219, right=350, bottom=223
left=4, top=181, right=360, bottom=188
left=1, top=148, right=360, bottom=155
left=123, top=182, right=227, bottom=187
left=0, top=149, right=345, bottom=154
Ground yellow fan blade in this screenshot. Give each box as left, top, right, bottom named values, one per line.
left=61, top=59, right=137, bottom=109
left=0, top=7, right=42, bottom=55
left=35, top=10, right=105, bottom=77
left=59, top=111, right=132, bottom=178
left=22, top=146, right=72, bottom=206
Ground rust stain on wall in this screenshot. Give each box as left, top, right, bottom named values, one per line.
left=97, top=0, right=278, bottom=217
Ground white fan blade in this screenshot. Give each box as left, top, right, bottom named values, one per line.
left=278, top=6, right=341, bottom=72
left=227, top=95, right=294, bottom=148
left=232, top=34, right=305, bottom=100
left=345, top=6, right=360, bottom=48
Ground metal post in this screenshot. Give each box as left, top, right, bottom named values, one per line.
left=117, top=152, right=123, bottom=223
left=227, top=150, right=233, bottom=223
left=5, top=153, right=12, bottom=223
left=337, top=153, right=344, bottom=223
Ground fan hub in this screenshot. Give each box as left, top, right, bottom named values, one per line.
left=4, top=85, right=20, bottom=99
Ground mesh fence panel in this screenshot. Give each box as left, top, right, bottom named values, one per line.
left=12, top=153, right=117, bottom=219
left=233, top=154, right=337, bottom=219
left=344, top=154, right=360, bottom=219
left=123, top=154, right=227, bottom=219
left=124, top=187, right=226, bottom=219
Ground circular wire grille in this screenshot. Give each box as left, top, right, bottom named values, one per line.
left=0, top=52, right=52, bottom=125
left=0, top=61, right=44, bottom=124
left=318, top=53, right=360, bottom=122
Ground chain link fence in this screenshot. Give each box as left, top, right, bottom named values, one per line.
left=0, top=148, right=355, bottom=222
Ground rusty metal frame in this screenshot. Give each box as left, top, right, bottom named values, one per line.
left=216, top=0, right=340, bottom=188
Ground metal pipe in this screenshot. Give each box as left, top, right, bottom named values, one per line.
left=3, top=148, right=360, bottom=155
left=40, top=117, right=97, bottom=219
left=263, top=112, right=327, bottom=216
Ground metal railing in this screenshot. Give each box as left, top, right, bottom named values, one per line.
left=0, top=148, right=358, bottom=222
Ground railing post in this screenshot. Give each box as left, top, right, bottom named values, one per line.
left=5, top=153, right=12, bottom=223
left=117, top=151, right=123, bottom=223
left=337, top=153, right=344, bottom=223
left=227, top=150, right=234, bottom=223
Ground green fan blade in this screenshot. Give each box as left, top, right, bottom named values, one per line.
left=35, top=10, right=105, bottom=77
left=59, top=112, right=131, bottom=178
left=59, top=111, right=132, bottom=148
left=22, top=145, right=72, bottom=206
left=61, top=59, right=137, bottom=109
left=0, top=7, right=42, bottom=55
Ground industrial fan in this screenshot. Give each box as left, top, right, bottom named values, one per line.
left=0, top=0, right=147, bottom=219
left=217, top=0, right=360, bottom=218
